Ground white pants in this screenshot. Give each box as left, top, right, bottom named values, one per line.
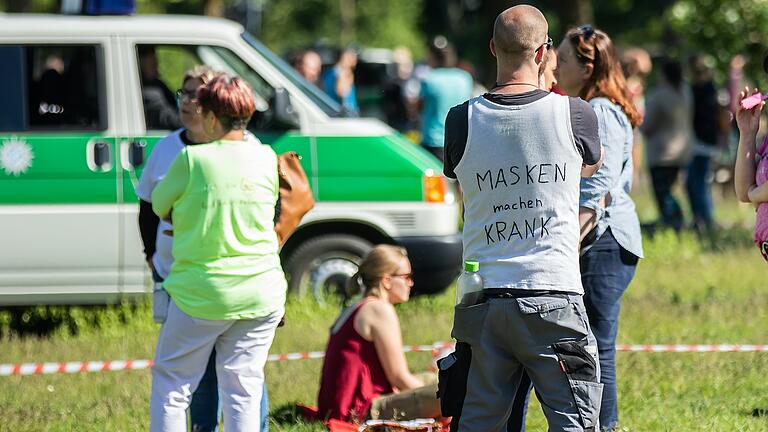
left=150, top=300, right=282, bottom=432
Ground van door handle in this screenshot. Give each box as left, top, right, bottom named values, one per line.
left=86, top=139, right=113, bottom=172
left=128, top=141, right=146, bottom=167
left=94, top=142, right=110, bottom=168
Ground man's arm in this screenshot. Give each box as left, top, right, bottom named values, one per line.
left=138, top=199, right=159, bottom=266
left=569, top=97, right=603, bottom=179
left=580, top=145, right=604, bottom=177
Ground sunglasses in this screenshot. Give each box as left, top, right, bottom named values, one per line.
left=537, top=36, right=553, bottom=53
left=390, top=272, right=414, bottom=282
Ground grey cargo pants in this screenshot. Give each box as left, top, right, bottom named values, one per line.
left=452, top=294, right=603, bottom=432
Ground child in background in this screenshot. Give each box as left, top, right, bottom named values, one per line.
left=734, top=84, right=768, bottom=260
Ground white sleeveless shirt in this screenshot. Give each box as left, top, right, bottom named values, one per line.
left=454, top=93, right=584, bottom=293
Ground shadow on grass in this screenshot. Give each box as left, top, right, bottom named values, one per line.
left=0, top=301, right=147, bottom=338
left=270, top=403, right=326, bottom=431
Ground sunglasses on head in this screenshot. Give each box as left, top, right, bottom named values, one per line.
left=578, top=24, right=596, bottom=40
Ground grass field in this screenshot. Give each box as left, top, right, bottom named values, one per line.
left=2, top=188, right=767, bottom=431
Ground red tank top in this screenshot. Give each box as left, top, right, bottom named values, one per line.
left=317, top=300, right=394, bottom=423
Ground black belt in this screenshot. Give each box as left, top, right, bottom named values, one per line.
left=482, top=288, right=573, bottom=299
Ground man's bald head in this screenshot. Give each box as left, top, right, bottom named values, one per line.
left=493, top=5, right=548, bottom=58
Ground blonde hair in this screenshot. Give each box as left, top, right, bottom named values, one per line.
left=182, top=65, right=221, bottom=86
left=346, top=245, right=408, bottom=298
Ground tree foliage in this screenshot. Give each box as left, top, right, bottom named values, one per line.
left=667, top=0, right=768, bottom=85
left=258, top=0, right=424, bottom=58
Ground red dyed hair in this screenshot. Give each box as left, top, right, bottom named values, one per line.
left=196, top=74, right=256, bottom=130
left=566, top=26, right=642, bottom=128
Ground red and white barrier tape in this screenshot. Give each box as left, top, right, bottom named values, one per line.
left=615, top=344, right=768, bottom=353
left=2, top=343, right=766, bottom=377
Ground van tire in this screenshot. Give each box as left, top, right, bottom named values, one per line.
left=284, top=234, right=373, bottom=303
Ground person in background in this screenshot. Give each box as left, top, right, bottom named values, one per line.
left=419, top=35, right=473, bottom=162
left=290, top=49, right=322, bottom=86
left=138, top=45, right=182, bottom=130
left=382, top=46, right=416, bottom=132
left=137, top=66, right=271, bottom=432
left=538, top=46, right=557, bottom=92
left=149, top=74, right=284, bottom=432
left=323, top=47, right=359, bottom=116
left=458, top=60, right=489, bottom=97
left=621, top=48, right=652, bottom=192
left=641, top=58, right=692, bottom=231
left=687, top=54, right=721, bottom=231
left=317, top=245, right=440, bottom=423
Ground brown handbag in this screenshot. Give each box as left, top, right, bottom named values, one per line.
left=274, top=151, right=315, bottom=245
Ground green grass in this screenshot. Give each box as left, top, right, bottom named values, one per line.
left=2, top=192, right=768, bottom=431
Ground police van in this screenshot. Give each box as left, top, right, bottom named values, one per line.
left=0, top=14, right=462, bottom=305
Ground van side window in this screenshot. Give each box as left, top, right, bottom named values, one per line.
left=136, top=45, right=186, bottom=131
left=139, top=43, right=288, bottom=133
left=0, top=44, right=105, bottom=132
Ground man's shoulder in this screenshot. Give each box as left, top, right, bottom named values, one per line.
left=567, top=95, right=591, bottom=110
left=447, top=100, right=470, bottom=117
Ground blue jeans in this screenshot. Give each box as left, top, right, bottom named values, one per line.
left=686, top=155, right=714, bottom=228
left=650, top=166, right=684, bottom=230
left=190, top=350, right=218, bottom=432
left=507, top=230, right=637, bottom=431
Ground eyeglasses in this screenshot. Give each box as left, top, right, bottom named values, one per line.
left=578, top=24, right=596, bottom=40
left=390, top=272, right=413, bottom=282
left=175, top=88, right=197, bottom=103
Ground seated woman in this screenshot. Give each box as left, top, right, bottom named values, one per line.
left=317, top=245, right=441, bottom=423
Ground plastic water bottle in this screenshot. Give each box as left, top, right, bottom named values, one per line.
left=456, top=260, right=483, bottom=305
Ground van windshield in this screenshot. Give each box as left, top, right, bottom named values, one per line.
left=241, top=32, right=342, bottom=117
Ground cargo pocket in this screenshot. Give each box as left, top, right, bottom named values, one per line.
left=436, top=341, right=471, bottom=418
left=516, top=296, right=569, bottom=315
left=152, top=282, right=170, bottom=324
left=517, top=296, right=589, bottom=338
left=450, top=301, right=489, bottom=345
left=552, top=339, right=603, bottom=429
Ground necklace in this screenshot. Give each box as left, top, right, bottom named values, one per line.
left=492, top=81, right=539, bottom=90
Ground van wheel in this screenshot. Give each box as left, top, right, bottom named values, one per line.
left=284, top=234, right=373, bottom=303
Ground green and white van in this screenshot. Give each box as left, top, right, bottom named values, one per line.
left=0, top=14, right=462, bottom=305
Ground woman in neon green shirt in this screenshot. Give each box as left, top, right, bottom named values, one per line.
left=149, top=74, right=285, bottom=432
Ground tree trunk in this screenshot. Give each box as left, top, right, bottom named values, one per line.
left=339, top=0, right=356, bottom=46
left=552, top=0, right=593, bottom=35
left=205, top=0, right=225, bottom=17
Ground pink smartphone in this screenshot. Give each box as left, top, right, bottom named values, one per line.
left=741, top=92, right=768, bottom=110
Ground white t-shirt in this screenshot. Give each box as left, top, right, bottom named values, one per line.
left=136, top=129, right=262, bottom=278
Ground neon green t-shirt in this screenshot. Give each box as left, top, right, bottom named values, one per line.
left=152, top=139, right=286, bottom=320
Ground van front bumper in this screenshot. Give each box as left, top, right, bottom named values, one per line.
left=394, top=234, right=462, bottom=296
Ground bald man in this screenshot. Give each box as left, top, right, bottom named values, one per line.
left=443, top=5, right=604, bottom=431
